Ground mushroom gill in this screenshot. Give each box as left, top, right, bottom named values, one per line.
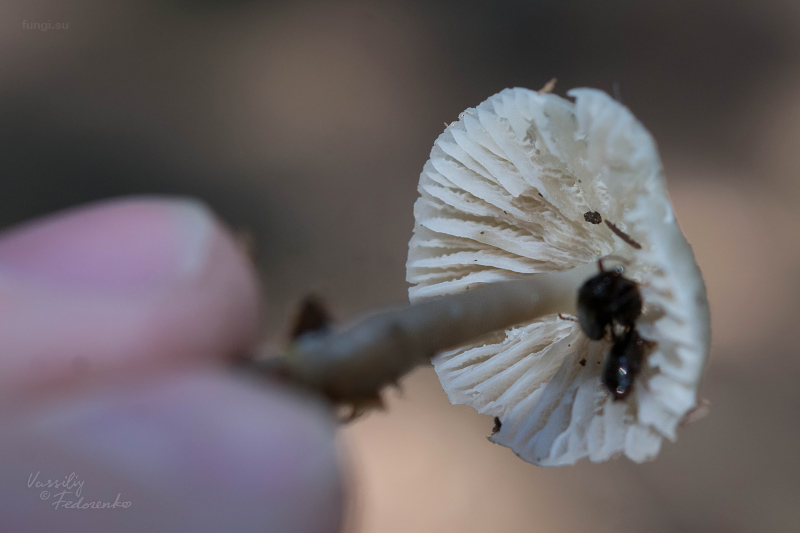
left=407, top=87, right=710, bottom=465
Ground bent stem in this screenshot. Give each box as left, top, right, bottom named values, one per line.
left=246, top=263, right=597, bottom=406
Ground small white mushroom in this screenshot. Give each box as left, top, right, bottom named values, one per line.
left=407, top=87, right=711, bottom=465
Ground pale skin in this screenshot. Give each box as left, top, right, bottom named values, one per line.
left=0, top=198, right=342, bottom=533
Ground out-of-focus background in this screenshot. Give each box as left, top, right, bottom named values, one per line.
left=4, top=0, right=800, bottom=531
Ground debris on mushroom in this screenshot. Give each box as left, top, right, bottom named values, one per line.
left=406, top=87, right=711, bottom=466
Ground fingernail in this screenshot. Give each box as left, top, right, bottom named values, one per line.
left=0, top=198, right=214, bottom=291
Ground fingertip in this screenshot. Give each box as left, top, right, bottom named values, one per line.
left=0, top=197, right=263, bottom=398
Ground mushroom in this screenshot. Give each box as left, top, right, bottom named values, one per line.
left=407, top=87, right=711, bottom=465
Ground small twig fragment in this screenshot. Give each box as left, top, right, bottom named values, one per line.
left=538, top=78, right=557, bottom=94
left=291, top=295, right=333, bottom=340
left=492, top=417, right=502, bottom=435
left=680, top=398, right=710, bottom=427
left=604, top=220, right=642, bottom=249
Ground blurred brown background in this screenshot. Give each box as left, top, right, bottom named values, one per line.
left=4, top=1, right=800, bottom=531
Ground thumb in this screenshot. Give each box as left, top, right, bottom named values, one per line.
left=2, top=369, right=344, bottom=533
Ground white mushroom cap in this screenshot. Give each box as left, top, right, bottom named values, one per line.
left=406, top=88, right=711, bottom=466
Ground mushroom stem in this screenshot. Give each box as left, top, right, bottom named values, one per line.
left=249, top=264, right=597, bottom=403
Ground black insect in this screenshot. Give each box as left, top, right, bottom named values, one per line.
left=576, top=260, right=646, bottom=401
left=577, top=260, right=642, bottom=340
left=602, top=328, right=645, bottom=401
